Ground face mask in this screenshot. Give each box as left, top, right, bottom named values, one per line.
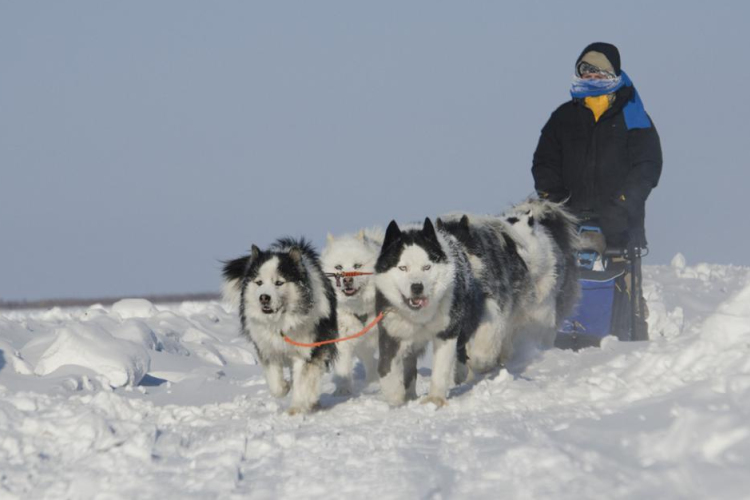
left=584, top=95, right=610, bottom=122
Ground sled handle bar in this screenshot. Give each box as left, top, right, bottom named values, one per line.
left=603, top=246, right=649, bottom=259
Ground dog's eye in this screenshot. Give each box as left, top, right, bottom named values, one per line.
left=255, top=280, right=263, bottom=286
left=353, top=263, right=362, bottom=270
left=275, top=281, right=284, bottom=287
left=422, top=265, right=431, bottom=271
left=335, top=265, right=343, bottom=271
left=398, top=266, right=407, bottom=272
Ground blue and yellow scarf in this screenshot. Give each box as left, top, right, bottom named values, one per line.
left=570, top=71, right=651, bottom=130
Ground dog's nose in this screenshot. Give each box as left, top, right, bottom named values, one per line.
left=259, top=294, right=271, bottom=305
left=343, top=276, right=354, bottom=287
left=411, top=282, right=424, bottom=296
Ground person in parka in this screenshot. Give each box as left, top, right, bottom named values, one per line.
left=531, top=42, right=662, bottom=249
left=531, top=42, right=662, bottom=340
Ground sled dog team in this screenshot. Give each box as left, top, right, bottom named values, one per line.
left=222, top=198, right=580, bottom=414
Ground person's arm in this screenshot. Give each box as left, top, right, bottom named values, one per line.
left=531, top=111, right=568, bottom=202
left=601, top=117, right=662, bottom=248
left=621, top=118, right=663, bottom=212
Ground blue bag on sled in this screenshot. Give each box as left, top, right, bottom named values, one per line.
left=559, top=268, right=624, bottom=339
left=556, top=225, right=629, bottom=349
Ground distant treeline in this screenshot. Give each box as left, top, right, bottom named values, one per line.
left=0, top=292, right=222, bottom=311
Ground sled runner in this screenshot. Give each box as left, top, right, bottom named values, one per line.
left=556, top=224, right=648, bottom=350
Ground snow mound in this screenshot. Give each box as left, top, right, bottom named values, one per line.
left=111, top=319, right=159, bottom=350
left=34, top=323, right=150, bottom=387
left=671, top=252, right=687, bottom=270
left=702, top=278, right=750, bottom=340
left=111, top=298, right=158, bottom=319
left=2, top=265, right=750, bottom=498
left=0, top=339, right=33, bottom=375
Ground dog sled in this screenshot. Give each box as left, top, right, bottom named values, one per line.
left=555, top=221, right=648, bottom=350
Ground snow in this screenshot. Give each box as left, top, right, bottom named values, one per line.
left=2, top=260, right=750, bottom=499
left=33, top=323, right=151, bottom=388
left=111, top=298, right=159, bottom=320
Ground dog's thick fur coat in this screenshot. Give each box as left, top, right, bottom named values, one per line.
left=222, top=238, right=337, bottom=414
left=438, top=198, right=580, bottom=378
left=321, top=228, right=382, bottom=394
left=374, top=218, right=484, bottom=407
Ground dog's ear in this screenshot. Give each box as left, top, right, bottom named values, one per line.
left=288, top=246, right=303, bottom=265
left=422, top=217, right=439, bottom=244
left=251, top=244, right=261, bottom=261
left=435, top=217, right=445, bottom=231
left=222, top=255, right=250, bottom=281
left=327, top=232, right=335, bottom=244
left=382, top=220, right=402, bottom=251
left=457, top=215, right=472, bottom=240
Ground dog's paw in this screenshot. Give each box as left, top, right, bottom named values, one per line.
left=286, top=406, right=306, bottom=416
left=420, top=395, right=448, bottom=408
left=382, top=396, right=406, bottom=407
left=331, top=376, right=353, bottom=396
left=286, top=403, right=319, bottom=416
left=332, top=385, right=352, bottom=397
left=269, top=381, right=291, bottom=398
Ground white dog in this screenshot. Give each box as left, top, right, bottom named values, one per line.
left=321, top=229, right=382, bottom=395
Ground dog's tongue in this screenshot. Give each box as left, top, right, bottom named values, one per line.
left=411, top=297, right=428, bottom=308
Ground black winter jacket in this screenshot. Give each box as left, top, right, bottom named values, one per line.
left=532, top=85, right=662, bottom=247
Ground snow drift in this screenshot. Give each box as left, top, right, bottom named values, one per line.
left=1, top=260, right=749, bottom=499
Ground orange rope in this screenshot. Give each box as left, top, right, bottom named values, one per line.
left=340, top=271, right=373, bottom=277
left=324, top=271, right=375, bottom=288
left=324, top=271, right=374, bottom=278
left=281, top=312, right=385, bottom=348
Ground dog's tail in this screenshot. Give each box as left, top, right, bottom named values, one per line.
left=509, top=197, right=582, bottom=324
left=221, top=255, right=250, bottom=309
left=360, top=226, right=385, bottom=248
left=510, top=197, right=582, bottom=254
left=270, top=237, right=320, bottom=261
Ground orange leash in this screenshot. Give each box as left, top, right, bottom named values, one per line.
left=281, top=312, right=385, bottom=348
left=324, top=271, right=374, bottom=288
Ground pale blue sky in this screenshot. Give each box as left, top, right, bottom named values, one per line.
left=2, top=1, right=748, bottom=300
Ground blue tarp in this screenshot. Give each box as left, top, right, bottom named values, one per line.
left=560, top=270, right=624, bottom=338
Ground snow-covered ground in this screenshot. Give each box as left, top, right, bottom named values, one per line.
left=2, top=255, right=750, bottom=499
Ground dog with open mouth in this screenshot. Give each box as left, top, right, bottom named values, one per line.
left=222, top=237, right=337, bottom=414
left=374, top=218, right=484, bottom=408
left=321, top=228, right=383, bottom=395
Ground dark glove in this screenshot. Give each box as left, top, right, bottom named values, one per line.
left=629, top=227, right=647, bottom=249
left=618, top=192, right=651, bottom=248
left=599, top=199, right=630, bottom=247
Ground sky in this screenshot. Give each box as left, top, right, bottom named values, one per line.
left=1, top=1, right=748, bottom=301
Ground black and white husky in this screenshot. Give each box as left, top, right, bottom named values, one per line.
left=438, top=199, right=580, bottom=377
left=321, top=229, right=382, bottom=395
left=435, top=213, right=530, bottom=376
left=222, top=238, right=337, bottom=414
left=374, top=218, right=484, bottom=407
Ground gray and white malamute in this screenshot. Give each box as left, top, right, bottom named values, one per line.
left=321, top=229, right=383, bottom=395
left=439, top=199, right=580, bottom=377
left=222, top=238, right=337, bottom=414
left=504, top=199, right=580, bottom=338
left=374, top=218, right=484, bottom=407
